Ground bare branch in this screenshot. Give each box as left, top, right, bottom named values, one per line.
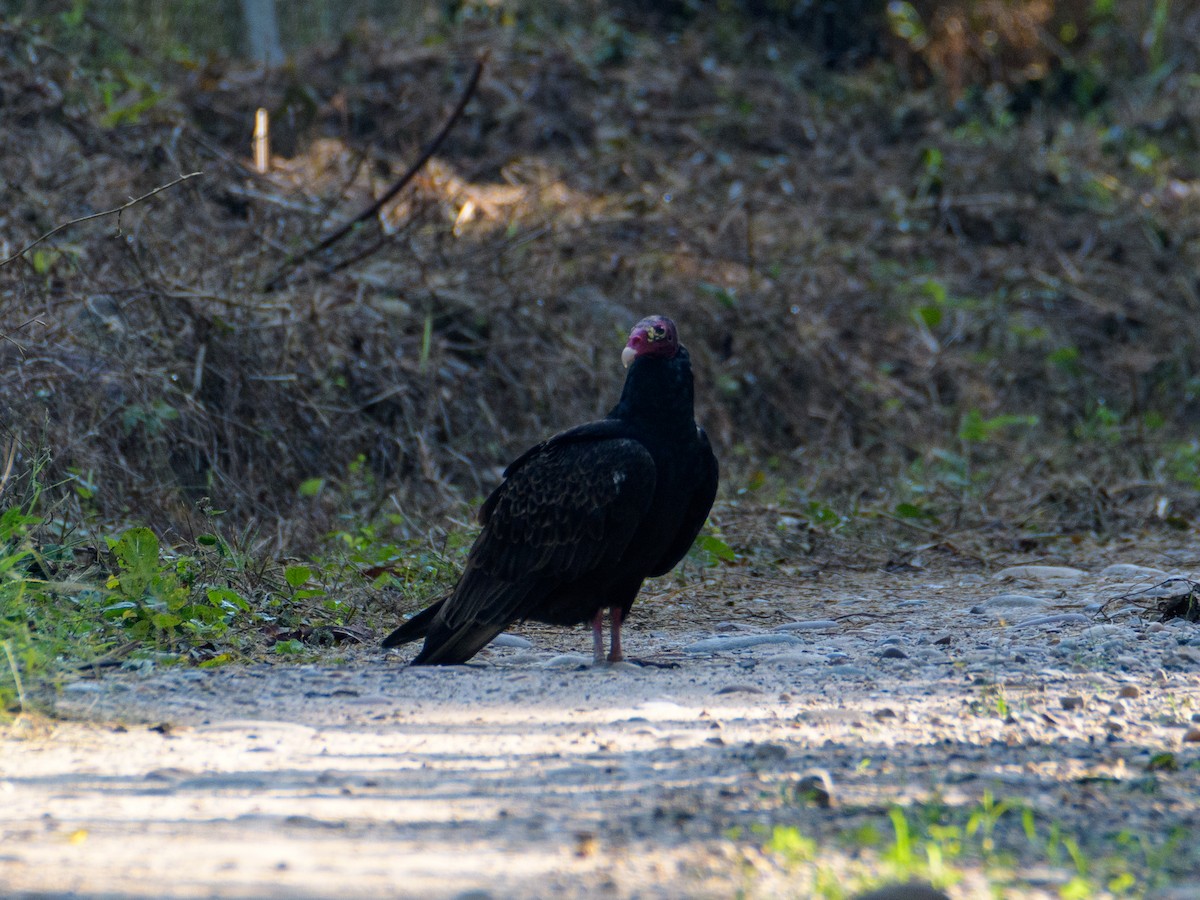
left=0, top=316, right=45, bottom=358
left=262, top=54, right=487, bottom=292
left=0, top=171, right=204, bottom=269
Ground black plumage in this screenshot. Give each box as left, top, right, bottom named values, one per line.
left=382, top=315, right=719, bottom=665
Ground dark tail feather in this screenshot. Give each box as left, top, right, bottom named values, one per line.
left=411, top=580, right=549, bottom=664
left=381, top=597, right=447, bottom=648
left=410, top=622, right=507, bottom=665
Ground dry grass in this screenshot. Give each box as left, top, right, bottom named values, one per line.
left=1, top=6, right=1199, bottom=555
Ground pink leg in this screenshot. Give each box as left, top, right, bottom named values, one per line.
left=608, top=606, right=624, bottom=663
left=592, top=609, right=605, bottom=665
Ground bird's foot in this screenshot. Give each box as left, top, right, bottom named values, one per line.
left=588, top=655, right=642, bottom=672
left=624, top=657, right=682, bottom=669
left=599, top=659, right=643, bottom=673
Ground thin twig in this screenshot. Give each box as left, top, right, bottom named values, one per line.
left=75, top=640, right=142, bottom=673
left=262, top=54, right=487, bottom=292
left=0, top=439, right=17, bottom=501
left=859, top=509, right=995, bottom=565
left=0, top=317, right=46, bottom=358
left=319, top=233, right=389, bottom=278
left=0, top=172, right=203, bottom=269
left=3, top=640, right=26, bottom=711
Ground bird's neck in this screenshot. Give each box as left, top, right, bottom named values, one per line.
left=610, top=349, right=696, bottom=432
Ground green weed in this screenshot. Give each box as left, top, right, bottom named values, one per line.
left=754, top=791, right=1180, bottom=897
left=968, top=684, right=1011, bottom=720
left=0, top=488, right=470, bottom=717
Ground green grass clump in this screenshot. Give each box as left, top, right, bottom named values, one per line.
left=751, top=791, right=1184, bottom=898
left=0, top=476, right=465, bottom=719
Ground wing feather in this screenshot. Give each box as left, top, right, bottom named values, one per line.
left=437, top=438, right=656, bottom=631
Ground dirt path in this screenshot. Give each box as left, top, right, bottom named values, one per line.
left=4, top=556, right=1200, bottom=898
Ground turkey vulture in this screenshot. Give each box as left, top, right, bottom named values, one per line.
left=382, top=315, right=719, bottom=665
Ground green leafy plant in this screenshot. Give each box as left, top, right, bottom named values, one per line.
left=689, top=532, right=737, bottom=566
left=1165, top=441, right=1200, bottom=489
left=763, top=825, right=816, bottom=864
left=329, top=516, right=465, bottom=591
left=753, top=792, right=1178, bottom=897
left=698, top=281, right=738, bottom=310
left=912, top=277, right=948, bottom=329
left=121, top=401, right=180, bottom=437
left=893, top=501, right=939, bottom=523
left=969, top=685, right=1011, bottom=720
left=958, top=410, right=1039, bottom=445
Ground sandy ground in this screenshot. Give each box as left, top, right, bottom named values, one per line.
left=4, top=552, right=1200, bottom=899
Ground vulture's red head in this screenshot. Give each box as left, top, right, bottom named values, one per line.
left=622, top=315, right=679, bottom=368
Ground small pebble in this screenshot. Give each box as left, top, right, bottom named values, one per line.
left=1118, top=685, right=1140, bottom=699
left=684, top=634, right=800, bottom=654
left=795, top=768, right=835, bottom=808
left=608, top=661, right=645, bottom=673
left=1132, top=582, right=1195, bottom=599
left=827, top=664, right=872, bottom=677
left=960, top=650, right=1003, bottom=664
left=879, top=647, right=909, bottom=660
left=745, top=742, right=788, bottom=762
left=980, top=593, right=1051, bottom=610
left=490, top=634, right=533, bottom=649
left=62, top=681, right=104, bottom=694
left=714, top=622, right=753, bottom=633
left=1061, top=695, right=1085, bottom=711
left=773, top=619, right=838, bottom=632
left=1012, top=613, right=1090, bottom=630
left=1184, top=728, right=1200, bottom=743
left=716, top=684, right=763, bottom=695
left=763, top=651, right=824, bottom=666
left=994, top=565, right=1087, bottom=581
left=1169, top=647, right=1200, bottom=664
left=1081, top=624, right=1131, bottom=640
left=574, top=833, right=598, bottom=859
left=1101, top=564, right=1167, bottom=579
left=853, top=882, right=950, bottom=900
left=541, top=654, right=593, bottom=669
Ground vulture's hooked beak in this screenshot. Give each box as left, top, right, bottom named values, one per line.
left=621, top=346, right=636, bottom=368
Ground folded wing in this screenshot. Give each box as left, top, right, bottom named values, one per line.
left=401, top=435, right=657, bottom=664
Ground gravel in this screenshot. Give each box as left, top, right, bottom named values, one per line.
left=4, top=553, right=1200, bottom=898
